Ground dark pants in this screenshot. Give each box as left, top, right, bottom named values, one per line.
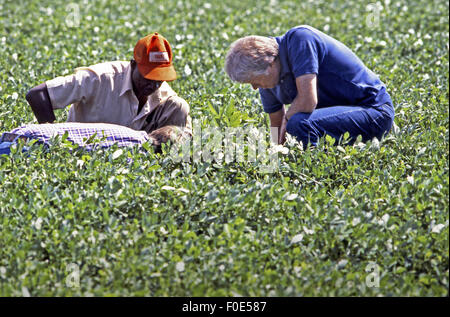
left=286, top=103, right=395, bottom=148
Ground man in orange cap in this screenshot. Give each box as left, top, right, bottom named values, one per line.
left=25, top=33, right=191, bottom=135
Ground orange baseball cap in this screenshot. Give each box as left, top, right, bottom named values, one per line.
left=133, top=32, right=177, bottom=81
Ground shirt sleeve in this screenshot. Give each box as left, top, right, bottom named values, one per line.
left=259, top=88, right=283, bottom=113
left=286, top=28, right=323, bottom=78
left=45, top=70, right=99, bottom=110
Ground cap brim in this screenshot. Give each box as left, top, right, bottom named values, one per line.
left=138, top=64, right=177, bottom=81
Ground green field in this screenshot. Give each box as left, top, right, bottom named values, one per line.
left=0, top=0, right=448, bottom=296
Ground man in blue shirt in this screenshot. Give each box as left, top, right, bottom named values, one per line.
left=0, top=123, right=188, bottom=155
left=225, top=25, right=394, bottom=147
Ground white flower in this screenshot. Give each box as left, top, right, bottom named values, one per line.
left=11, top=92, right=18, bottom=100
left=269, top=144, right=289, bottom=155
left=414, top=39, right=423, bottom=47
left=32, top=217, right=43, bottom=230
left=407, top=175, right=414, bottom=185
left=88, top=235, right=96, bottom=244
left=378, top=214, right=390, bottom=226
left=176, top=261, right=185, bottom=272
left=184, top=64, right=192, bottom=76
left=352, top=217, right=361, bottom=226
left=386, top=239, right=393, bottom=251
left=303, top=226, right=314, bottom=235
left=291, top=234, right=303, bottom=244
left=284, top=133, right=299, bottom=147
left=76, top=160, right=84, bottom=168
left=370, top=137, right=380, bottom=150
left=0, top=267, right=6, bottom=278
left=431, top=223, right=446, bottom=233
left=160, top=226, right=168, bottom=235
left=337, top=259, right=348, bottom=269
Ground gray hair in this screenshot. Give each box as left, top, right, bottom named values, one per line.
left=225, top=36, right=279, bottom=82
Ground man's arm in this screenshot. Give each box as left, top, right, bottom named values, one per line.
left=285, top=73, right=318, bottom=119
left=25, top=83, right=56, bottom=123
left=276, top=74, right=318, bottom=144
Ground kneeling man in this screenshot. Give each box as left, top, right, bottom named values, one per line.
left=225, top=25, right=394, bottom=147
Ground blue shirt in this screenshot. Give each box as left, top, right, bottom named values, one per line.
left=259, top=25, right=392, bottom=113
left=7, top=122, right=150, bottom=150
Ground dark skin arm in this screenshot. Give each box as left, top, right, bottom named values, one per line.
left=25, top=83, right=56, bottom=123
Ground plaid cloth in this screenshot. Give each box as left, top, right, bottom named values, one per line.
left=4, top=122, right=151, bottom=149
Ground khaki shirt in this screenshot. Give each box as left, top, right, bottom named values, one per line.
left=46, top=61, right=178, bottom=130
